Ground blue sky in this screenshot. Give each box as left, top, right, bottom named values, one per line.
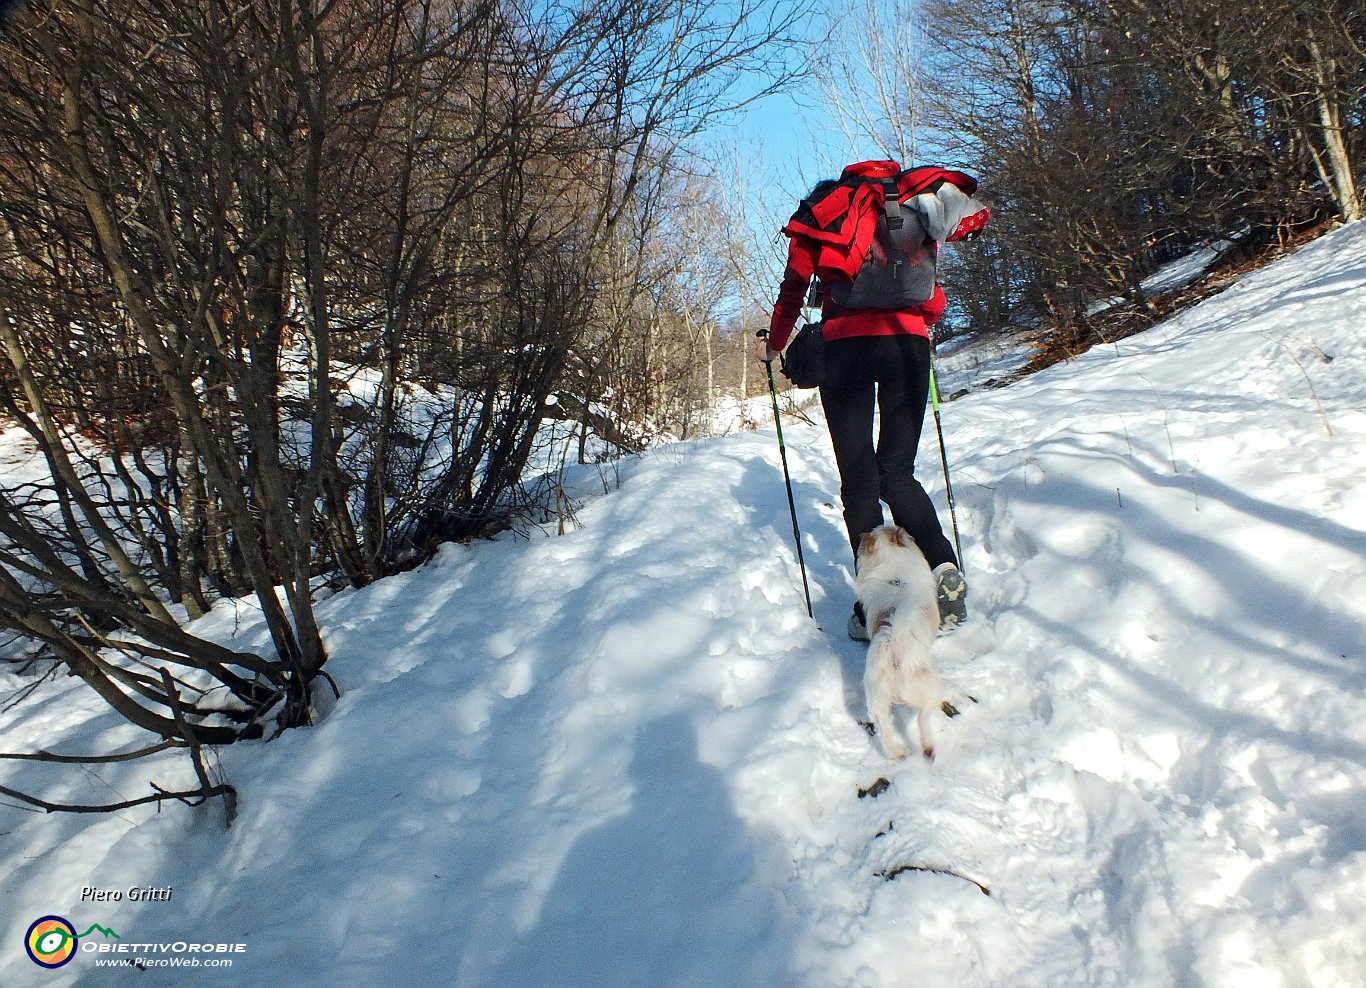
left=718, top=37, right=973, bottom=226
left=697, top=4, right=984, bottom=320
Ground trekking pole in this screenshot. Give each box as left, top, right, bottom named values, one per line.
left=760, top=333, right=814, bottom=618
left=928, top=360, right=965, bottom=576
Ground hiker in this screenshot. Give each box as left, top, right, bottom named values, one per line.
left=756, top=159, right=989, bottom=640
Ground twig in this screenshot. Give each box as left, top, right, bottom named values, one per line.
left=313, top=669, right=341, bottom=700
left=876, top=862, right=992, bottom=896
left=1, top=670, right=58, bottom=715
left=160, top=669, right=225, bottom=798
left=1134, top=372, right=1178, bottom=474
left=1274, top=338, right=1334, bottom=438
left=779, top=394, right=818, bottom=427
left=161, top=668, right=237, bottom=825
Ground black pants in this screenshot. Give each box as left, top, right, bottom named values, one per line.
left=819, top=334, right=956, bottom=570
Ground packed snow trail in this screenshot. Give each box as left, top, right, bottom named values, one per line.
left=2, top=222, right=1365, bottom=988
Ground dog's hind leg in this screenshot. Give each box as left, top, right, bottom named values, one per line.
left=874, top=712, right=909, bottom=761
left=907, top=664, right=940, bottom=762
left=865, top=681, right=908, bottom=761
left=916, top=703, right=936, bottom=762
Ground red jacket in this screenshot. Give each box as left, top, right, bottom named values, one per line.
left=767, top=235, right=947, bottom=352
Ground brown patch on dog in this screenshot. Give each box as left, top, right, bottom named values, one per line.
left=889, top=526, right=910, bottom=548
left=871, top=608, right=893, bottom=636
left=859, top=532, right=878, bottom=559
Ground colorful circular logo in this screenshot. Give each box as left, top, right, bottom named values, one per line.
left=25, top=916, right=78, bottom=969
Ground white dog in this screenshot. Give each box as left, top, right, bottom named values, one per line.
left=855, top=525, right=943, bottom=761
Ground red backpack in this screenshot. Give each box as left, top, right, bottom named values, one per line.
left=782, top=160, right=980, bottom=311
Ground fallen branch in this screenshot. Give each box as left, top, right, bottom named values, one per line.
left=0, top=740, right=184, bottom=763
left=0, top=678, right=238, bottom=824
left=0, top=779, right=237, bottom=816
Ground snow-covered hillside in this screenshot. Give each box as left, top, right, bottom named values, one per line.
left=3, top=221, right=1365, bottom=988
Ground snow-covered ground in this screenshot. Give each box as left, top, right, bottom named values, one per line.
left=3, top=221, right=1365, bottom=987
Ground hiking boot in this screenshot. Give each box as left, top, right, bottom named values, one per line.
left=933, top=563, right=968, bottom=632
left=847, top=601, right=870, bottom=642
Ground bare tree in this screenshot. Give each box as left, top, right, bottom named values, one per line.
left=906, top=0, right=1363, bottom=348
left=815, top=0, right=928, bottom=164
left=1, top=0, right=814, bottom=814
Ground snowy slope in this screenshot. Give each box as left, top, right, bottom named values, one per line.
left=3, top=221, right=1366, bottom=988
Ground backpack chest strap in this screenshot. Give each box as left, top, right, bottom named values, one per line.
left=882, top=178, right=904, bottom=231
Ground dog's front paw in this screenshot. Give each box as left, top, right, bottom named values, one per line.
left=883, top=744, right=909, bottom=761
